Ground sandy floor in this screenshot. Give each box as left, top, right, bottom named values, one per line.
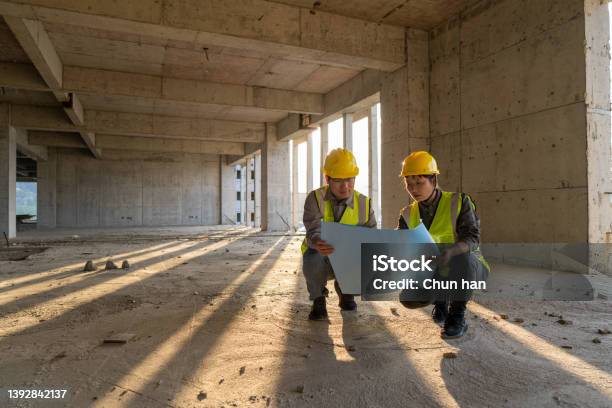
left=0, top=226, right=610, bottom=407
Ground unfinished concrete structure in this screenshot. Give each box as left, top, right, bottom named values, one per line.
left=0, top=0, right=610, bottom=246
left=0, top=0, right=611, bottom=407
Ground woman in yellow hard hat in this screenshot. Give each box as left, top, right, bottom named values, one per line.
left=301, top=148, right=377, bottom=320
left=397, top=151, right=489, bottom=338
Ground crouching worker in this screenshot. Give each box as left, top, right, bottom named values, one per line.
left=397, top=151, right=489, bottom=338
left=302, top=148, right=377, bottom=321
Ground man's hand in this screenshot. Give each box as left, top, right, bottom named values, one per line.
left=313, top=239, right=335, bottom=256
left=431, top=250, right=452, bottom=267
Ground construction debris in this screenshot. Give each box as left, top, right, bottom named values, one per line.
left=103, top=333, right=136, bottom=344
left=556, top=319, right=573, bottom=326
left=597, top=328, right=610, bottom=335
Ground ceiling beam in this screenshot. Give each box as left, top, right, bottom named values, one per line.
left=96, top=134, right=245, bottom=156
left=0, top=0, right=405, bottom=72
left=62, top=66, right=324, bottom=115
left=14, top=127, right=48, bottom=161
left=276, top=69, right=383, bottom=141
left=3, top=17, right=101, bottom=157
left=28, top=131, right=86, bottom=149
left=29, top=131, right=245, bottom=156
left=0, top=63, right=47, bottom=91
left=3, top=17, right=65, bottom=100
left=11, top=105, right=265, bottom=143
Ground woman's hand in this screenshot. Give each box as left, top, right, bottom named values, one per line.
left=313, top=239, right=335, bottom=256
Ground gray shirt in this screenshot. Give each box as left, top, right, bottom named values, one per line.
left=303, top=188, right=377, bottom=249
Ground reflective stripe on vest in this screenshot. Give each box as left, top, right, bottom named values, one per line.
left=401, top=191, right=490, bottom=271
left=301, top=186, right=370, bottom=254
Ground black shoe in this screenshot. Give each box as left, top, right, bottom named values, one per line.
left=334, top=280, right=357, bottom=311
left=432, top=301, right=449, bottom=327
left=442, top=302, right=468, bottom=339
left=308, top=297, right=328, bottom=321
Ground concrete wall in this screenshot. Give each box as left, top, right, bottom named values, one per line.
left=429, top=0, right=589, bottom=243
left=380, top=29, right=430, bottom=228
left=37, top=147, right=57, bottom=228
left=39, top=148, right=221, bottom=228
left=220, top=160, right=238, bottom=225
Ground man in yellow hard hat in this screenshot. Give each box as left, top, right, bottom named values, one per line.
left=397, top=151, right=489, bottom=338
left=301, top=148, right=377, bottom=320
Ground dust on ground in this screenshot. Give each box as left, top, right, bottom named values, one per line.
left=0, top=226, right=610, bottom=407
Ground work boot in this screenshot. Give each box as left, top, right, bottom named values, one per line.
left=334, top=280, right=357, bottom=311
left=432, top=301, right=449, bottom=327
left=308, top=296, right=328, bottom=321
left=441, top=301, right=468, bottom=339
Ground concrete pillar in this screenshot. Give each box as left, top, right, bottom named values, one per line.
left=0, top=104, right=16, bottom=239
left=368, top=105, right=380, bottom=226
left=260, top=123, right=291, bottom=232
left=320, top=122, right=328, bottom=186
left=291, top=140, right=299, bottom=229
left=306, top=131, right=314, bottom=192
left=245, top=157, right=251, bottom=226
left=240, top=162, right=247, bottom=225
left=219, top=157, right=237, bottom=225
left=37, top=146, right=57, bottom=228
left=585, top=0, right=612, bottom=244
left=254, top=153, right=261, bottom=228
left=343, top=113, right=353, bottom=151
left=380, top=29, right=429, bottom=228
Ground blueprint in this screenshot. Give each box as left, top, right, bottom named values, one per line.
left=321, top=222, right=438, bottom=295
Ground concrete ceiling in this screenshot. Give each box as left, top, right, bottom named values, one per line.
left=0, top=0, right=473, bottom=157
left=269, top=0, right=472, bottom=29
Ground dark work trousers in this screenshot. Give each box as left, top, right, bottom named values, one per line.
left=434, top=251, right=489, bottom=304
left=302, top=248, right=335, bottom=301
left=400, top=251, right=489, bottom=308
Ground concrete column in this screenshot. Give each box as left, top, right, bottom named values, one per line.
left=343, top=113, right=353, bottom=151
left=0, top=104, right=16, bottom=239
left=220, top=157, right=237, bottom=225
left=380, top=29, right=429, bottom=228
left=320, top=123, right=328, bottom=186
left=37, top=146, right=57, bottom=228
left=291, top=140, right=299, bottom=229
left=254, top=153, right=261, bottom=228
left=368, top=105, right=380, bottom=226
left=240, top=162, right=247, bottom=225
left=585, top=0, right=612, bottom=244
left=245, top=157, right=253, bottom=226
left=306, top=131, right=314, bottom=192
left=260, top=123, right=291, bottom=231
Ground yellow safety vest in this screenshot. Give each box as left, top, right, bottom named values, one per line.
left=301, top=186, right=370, bottom=254
left=401, top=191, right=490, bottom=271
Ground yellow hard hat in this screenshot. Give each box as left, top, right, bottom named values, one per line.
left=323, top=148, right=359, bottom=178
left=399, top=151, right=440, bottom=177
